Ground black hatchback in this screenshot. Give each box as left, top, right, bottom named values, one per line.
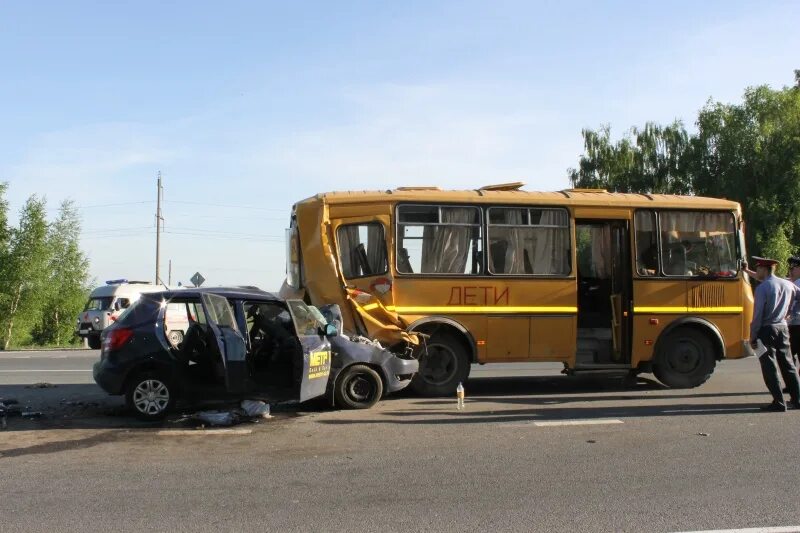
left=93, top=287, right=418, bottom=420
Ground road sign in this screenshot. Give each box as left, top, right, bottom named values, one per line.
left=190, top=272, right=206, bottom=287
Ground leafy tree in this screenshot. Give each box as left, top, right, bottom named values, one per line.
left=32, top=200, right=90, bottom=346
left=568, top=121, right=693, bottom=194
left=0, top=196, right=50, bottom=349
left=569, top=73, right=800, bottom=263
left=691, top=84, right=800, bottom=263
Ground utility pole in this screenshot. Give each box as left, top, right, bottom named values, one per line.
left=168, top=259, right=172, bottom=286
left=155, top=172, right=164, bottom=284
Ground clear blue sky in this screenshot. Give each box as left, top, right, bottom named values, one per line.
left=1, top=0, right=798, bottom=289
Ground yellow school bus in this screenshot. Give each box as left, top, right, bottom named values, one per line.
left=281, top=182, right=754, bottom=396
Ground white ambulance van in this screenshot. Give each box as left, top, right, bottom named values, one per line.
left=76, top=280, right=188, bottom=349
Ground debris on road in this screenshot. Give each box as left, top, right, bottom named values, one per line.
left=241, top=400, right=271, bottom=419
left=26, top=382, right=57, bottom=389
left=21, top=411, right=43, bottom=419
left=696, top=432, right=710, bottom=437
left=191, top=400, right=273, bottom=427
left=195, top=410, right=236, bottom=427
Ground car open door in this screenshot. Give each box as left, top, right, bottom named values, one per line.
left=286, top=299, right=332, bottom=402
left=201, top=293, right=248, bottom=394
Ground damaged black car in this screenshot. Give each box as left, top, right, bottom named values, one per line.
left=93, top=287, right=418, bottom=420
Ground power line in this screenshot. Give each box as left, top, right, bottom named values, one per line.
left=165, top=226, right=283, bottom=239
left=163, top=230, right=283, bottom=241
left=164, top=200, right=288, bottom=212
left=76, top=200, right=154, bottom=209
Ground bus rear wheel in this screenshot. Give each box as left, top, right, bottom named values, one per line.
left=653, top=328, right=716, bottom=389
left=410, top=332, right=470, bottom=396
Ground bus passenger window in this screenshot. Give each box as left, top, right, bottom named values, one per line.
left=397, top=205, right=482, bottom=275
left=337, top=223, right=387, bottom=279
left=634, top=211, right=658, bottom=276
left=487, top=207, right=570, bottom=275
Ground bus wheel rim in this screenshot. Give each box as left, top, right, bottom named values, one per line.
left=421, top=343, right=458, bottom=386
left=667, top=338, right=702, bottom=374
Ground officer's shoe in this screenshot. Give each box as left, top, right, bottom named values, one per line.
left=760, top=402, right=787, bottom=412
left=788, top=401, right=800, bottom=410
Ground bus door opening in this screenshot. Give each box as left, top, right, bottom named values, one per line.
left=575, top=220, right=632, bottom=367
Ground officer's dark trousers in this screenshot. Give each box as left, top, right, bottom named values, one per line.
left=757, top=324, right=800, bottom=407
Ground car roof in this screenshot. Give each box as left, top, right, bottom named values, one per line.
left=146, top=286, right=285, bottom=302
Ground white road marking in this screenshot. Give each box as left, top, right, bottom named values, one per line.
left=157, top=429, right=253, bottom=436
left=661, top=407, right=760, bottom=413
left=672, top=527, right=800, bottom=533
left=533, top=419, right=624, bottom=427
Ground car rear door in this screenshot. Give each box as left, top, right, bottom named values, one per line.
left=201, top=293, right=248, bottom=394
left=286, top=299, right=332, bottom=402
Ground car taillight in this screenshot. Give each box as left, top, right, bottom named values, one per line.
left=106, top=328, right=133, bottom=351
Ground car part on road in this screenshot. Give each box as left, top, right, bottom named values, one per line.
left=334, top=364, right=384, bottom=409
left=125, top=371, right=176, bottom=421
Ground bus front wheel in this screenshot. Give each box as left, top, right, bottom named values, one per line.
left=653, top=328, right=716, bottom=389
left=411, top=332, right=470, bottom=396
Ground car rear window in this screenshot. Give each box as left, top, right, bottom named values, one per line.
left=115, top=295, right=162, bottom=328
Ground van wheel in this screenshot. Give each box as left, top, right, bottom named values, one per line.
left=410, top=332, right=470, bottom=396
left=125, top=371, right=176, bottom=421
left=653, top=328, right=716, bottom=389
left=334, top=365, right=384, bottom=409
left=88, top=336, right=101, bottom=350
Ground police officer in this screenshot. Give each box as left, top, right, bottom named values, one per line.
left=749, top=256, right=800, bottom=411
left=787, top=256, right=800, bottom=368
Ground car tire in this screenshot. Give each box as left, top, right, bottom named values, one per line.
left=87, top=336, right=101, bottom=350
left=334, top=364, right=384, bottom=409
left=125, top=371, right=176, bottom=421
left=410, top=332, right=470, bottom=397
left=653, top=328, right=716, bottom=389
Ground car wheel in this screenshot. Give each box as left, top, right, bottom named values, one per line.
left=87, top=336, right=101, bottom=350
left=125, top=371, right=176, bottom=421
left=653, top=328, right=716, bottom=389
left=334, top=365, right=384, bottom=409
left=410, top=332, right=470, bottom=396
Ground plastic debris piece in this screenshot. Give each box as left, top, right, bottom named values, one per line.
left=21, top=411, right=43, bottom=419
left=241, top=400, right=271, bottom=418
left=696, top=432, right=710, bottom=437
left=195, top=410, right=235, bottom=427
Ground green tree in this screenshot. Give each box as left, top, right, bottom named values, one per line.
left=0, top=196, right=50, bottom=349
left=568, top=121, right=693, bottom=194
left=32, top=200, right=91, bottom=345
left=691, top=84, right=800, bottom=263
left=568, top=73, right=800, bottom=262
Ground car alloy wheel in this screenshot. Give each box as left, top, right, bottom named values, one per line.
left=132, top=379, right=170, bottom=416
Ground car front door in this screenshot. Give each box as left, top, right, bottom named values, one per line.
left=201, top=293, right=248, bottom=394
left=286, top=299, right=332, bottom=402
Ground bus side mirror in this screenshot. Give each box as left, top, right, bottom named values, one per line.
left=113, top=300, right=122, bottom=311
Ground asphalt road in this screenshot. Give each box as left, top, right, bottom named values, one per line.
left=1, top=350, right=799, bottom=533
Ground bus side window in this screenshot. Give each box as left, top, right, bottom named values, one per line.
left=634, top=211, right=658, bottom=276
left=337, top=223, right=387, bottom=279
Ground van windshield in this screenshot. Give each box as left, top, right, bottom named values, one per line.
left=85, top=297, right=113, bottom=311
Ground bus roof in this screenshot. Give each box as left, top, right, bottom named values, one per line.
left=297, top=187, right=740, bottom=211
